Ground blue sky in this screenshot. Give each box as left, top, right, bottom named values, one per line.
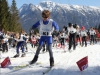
left=8, top=0, right=100, bottom=9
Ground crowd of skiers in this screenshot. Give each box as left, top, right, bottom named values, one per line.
left=0, top=24, right=98, bottom=68
left=0, top=23, right=97, bottom=55
left=51, top=23, right=97, bottom=52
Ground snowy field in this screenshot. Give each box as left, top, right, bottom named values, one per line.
left=0, top=42, right=100, bottom=75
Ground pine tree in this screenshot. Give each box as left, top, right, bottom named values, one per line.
left=0, top=0, right=9, bottom=31
left=10, top=0, right=22, bottom=32
left=0, top=0, right=2, bottom=29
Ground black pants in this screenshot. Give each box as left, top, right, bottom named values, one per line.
left=82, top=36, right=87, bottom=46
left=76, top=35, right=81, bottom=45
left=60, top=38, right=65, bottom=46
left=69, top=33, right=76, bottom=50
left=2, top=43, right=8, bottom=52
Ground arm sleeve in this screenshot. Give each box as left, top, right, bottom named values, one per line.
left=32, top=21, right=40, bottom=29
left=52, top=21, right=59, bottom=32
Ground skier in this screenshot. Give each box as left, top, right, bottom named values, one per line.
left=76, top=25, right=81, bottom=46
left=30, top=10, right=59, bottom=68
left=59, top=31, right=66, bottom=48
left=13, top=31, right=26, bottom=57
left=89, top=27, right=96, bottom=45
left=80, top=26, right=87, bottom=47
left=30, top=33, right=37, bottom=48
left=67, top=23, right=76, bottom=51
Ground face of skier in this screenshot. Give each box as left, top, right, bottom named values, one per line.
left=42, top=10, right=50, bottom=21
left=81, top=26, right=85, bottom=30
left=42, top=17, right=49, bottom=21
left=90, top=27, right=93, bottom=30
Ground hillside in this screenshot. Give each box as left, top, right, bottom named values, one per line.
left=19, top=1, right=100, bottom=32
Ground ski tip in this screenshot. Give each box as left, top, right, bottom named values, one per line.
left=43, top=67, right=51, bottom=74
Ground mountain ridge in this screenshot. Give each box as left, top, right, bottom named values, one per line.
left=19, top=1, right=100, bottom=32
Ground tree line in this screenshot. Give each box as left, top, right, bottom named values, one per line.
left=0, top=0, right=22, bottom=33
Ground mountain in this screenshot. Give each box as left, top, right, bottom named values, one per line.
left=19, top=1, right=100, bottom=32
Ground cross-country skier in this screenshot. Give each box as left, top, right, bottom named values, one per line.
left=30, top=10, right=59, bottom=68
left=67, top=23, right=76, bottom=51
left=80, top=26, right=87, bottom=47
left=13, top=31, right=26, bottom=57
left=89, top=27, right=96, bottom=45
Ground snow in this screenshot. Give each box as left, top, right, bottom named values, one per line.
left=19, top=1, right=100, bottom=15
left=37, top=1, right=100, bottom=12
left=0, top=42, right=100, bottom=75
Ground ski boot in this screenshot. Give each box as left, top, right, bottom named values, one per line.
left=14, top=54, right=20, bottom=58
left=50, top=57, right=54, bottom=68
left=21, top=52, right=26, bottom=57
left=30, top=55, right=38, bottom=65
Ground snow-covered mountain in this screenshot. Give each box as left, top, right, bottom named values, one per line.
left=19, top=1, right=100, bottom=32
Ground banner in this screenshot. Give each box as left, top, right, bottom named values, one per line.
left=1, top=57, right=11, bottom=68
left=76, top=56, right=88, bottom=71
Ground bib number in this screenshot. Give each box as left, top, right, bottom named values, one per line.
left=43, top=32, right=49, bottom=35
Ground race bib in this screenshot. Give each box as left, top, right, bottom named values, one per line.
left=43, top=32, right=49, bottom=35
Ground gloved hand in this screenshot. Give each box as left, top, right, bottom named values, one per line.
left=29, top=27, right=34, bottom=33
left=31, top=29, right=34, bottom=33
